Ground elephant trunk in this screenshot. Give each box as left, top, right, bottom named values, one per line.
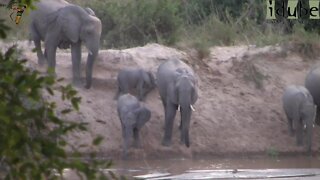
left=180, top=105, right=191, bottom=147
left=179, top=91, right=192, bottom=147
left=84, top=40, right=99, bottom=89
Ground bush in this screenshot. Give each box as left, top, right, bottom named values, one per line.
left=89, top=0, right=182, bottom=48
left=288, top=23, right=320, bottom=60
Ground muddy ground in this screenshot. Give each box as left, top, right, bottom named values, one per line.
left=2, top=41, right=320, bottom=159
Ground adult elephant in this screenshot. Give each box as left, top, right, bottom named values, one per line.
left=157, top=59, right=198, bottom=147
left=30, top=0, right=102, bottom=89
left=282, top=85, right=316, bottom=153
left=305, top=66, right=320, bottom=125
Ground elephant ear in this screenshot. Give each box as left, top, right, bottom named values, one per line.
left=56, top=6, right=82, bottom=43
left=142, top=71, right=155, bottom=88
left=168, top=83, right=178, bottom=104
left=134, top=107, right=151, bottom=130
left=191, top=86, right=198, bottom=105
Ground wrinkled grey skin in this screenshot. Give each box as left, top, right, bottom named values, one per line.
left=157, top=59, right=198, bottom=147
left=115, top=68, right=156, bottom=101
left=117, top=94, right=151, bottom=158
left=282, top=85, right=316, bottom=153
left=30, top=0, right=102, bottom=89
left=305, top=66, right=320, bottom=126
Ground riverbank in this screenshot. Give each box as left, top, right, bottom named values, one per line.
left=4, top=41, right=320, bottom=159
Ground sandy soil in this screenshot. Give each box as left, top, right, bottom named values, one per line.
left=2, top=41, right=320, bottom=159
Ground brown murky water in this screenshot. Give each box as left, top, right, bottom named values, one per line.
left=110, top=156, right=320, bottom=177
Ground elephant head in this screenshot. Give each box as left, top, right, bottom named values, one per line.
left=169, top=72, right=198, bottom=147
left=47, top=5, right=102, bottom=88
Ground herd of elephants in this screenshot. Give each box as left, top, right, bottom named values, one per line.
left=27, top=0, right=320, bottom=157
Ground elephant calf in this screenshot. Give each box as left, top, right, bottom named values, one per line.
left=282, top=85, right=316, bottom=153
left=115, top=68, right=156, bottom=101
left=117, top=94, right=151, bottom=157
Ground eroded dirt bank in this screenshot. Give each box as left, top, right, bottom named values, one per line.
left=4, top=41, right=320, bottom=159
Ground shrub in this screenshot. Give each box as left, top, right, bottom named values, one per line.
left=90, top=0, right=182, bottom=48
left=288, top=23, right=320, bottom=60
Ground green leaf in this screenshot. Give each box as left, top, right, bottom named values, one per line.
left=46, top=87, right=54, bottom=96
left=61, top=108, right=72, bottom=114
left=92, top=136, right=104, bottom=146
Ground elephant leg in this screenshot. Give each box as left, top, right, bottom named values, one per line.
left=287, top=117, right=294, bottom=136
left=34, top=39, right=46, bottom=66
left=30, top=23, right=46, bottom=66
left=138, top=80, right=145, bottom=101
left=45, top=45, right=57, bottom=76
left=316, top=108, right=320, bottom=126
left=71, top=42, right=82, bottom=87
left=45, top=29, right=60, bottom=76
left=162, top=102, right=177, bottom=146
left=296, top=119, right=303, bottom=146
left=133, top=128, right=140, bottom=148
left=306, top=122, right=313, bottom=153
left=114, top=85, right=121, bottom=100
left=121, top=125, right=129, bottom=159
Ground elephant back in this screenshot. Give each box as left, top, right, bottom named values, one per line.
left=157, top=59, right=194, bottom=82
left=30, top=0, right=70, bottom=39
left=157, top=59, right=196, bottom=97
left=305, top=67, right=320, bottom=105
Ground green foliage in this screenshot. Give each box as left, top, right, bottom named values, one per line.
left=0, top=4, right=110, bottom=179
left=89, top=0, right=182, bottom=48
left=266, top=147, right=279, bottom=159
left=288, top=23, right=320, bottom=60
left=0, top=45, right=110, bottom=179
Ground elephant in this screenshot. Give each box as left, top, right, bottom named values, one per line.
left=29, top=0, right=102, bottom=89
left=114, top=68, right=156, bottom=101
left=282, top=85, right=316, bottom=153
left=117, top=94, right=151, bottom=157
left=305, top=66, right=320, bottom=125
left=156, top=59, right=198, bottom=147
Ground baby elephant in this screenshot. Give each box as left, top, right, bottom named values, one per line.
left=282, top=85, right=316, bottom=153
left=115, top=68, right=155, bottom=101
left=117, top=94, right=151, bottom=157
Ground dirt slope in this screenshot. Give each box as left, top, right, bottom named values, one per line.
left=6, top=41, right=320, bottom=159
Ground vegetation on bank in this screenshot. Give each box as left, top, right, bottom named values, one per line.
left=2, top=0, right=319, bottom=59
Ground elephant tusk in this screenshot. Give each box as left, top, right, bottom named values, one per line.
left=304, top=124, right=307, bottom=129
left=178, top=105, right=180, bottom=112
left=190, top=105, right=195, bottom=111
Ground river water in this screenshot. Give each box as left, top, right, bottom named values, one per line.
left=110, top=155, right=320, bottom=178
